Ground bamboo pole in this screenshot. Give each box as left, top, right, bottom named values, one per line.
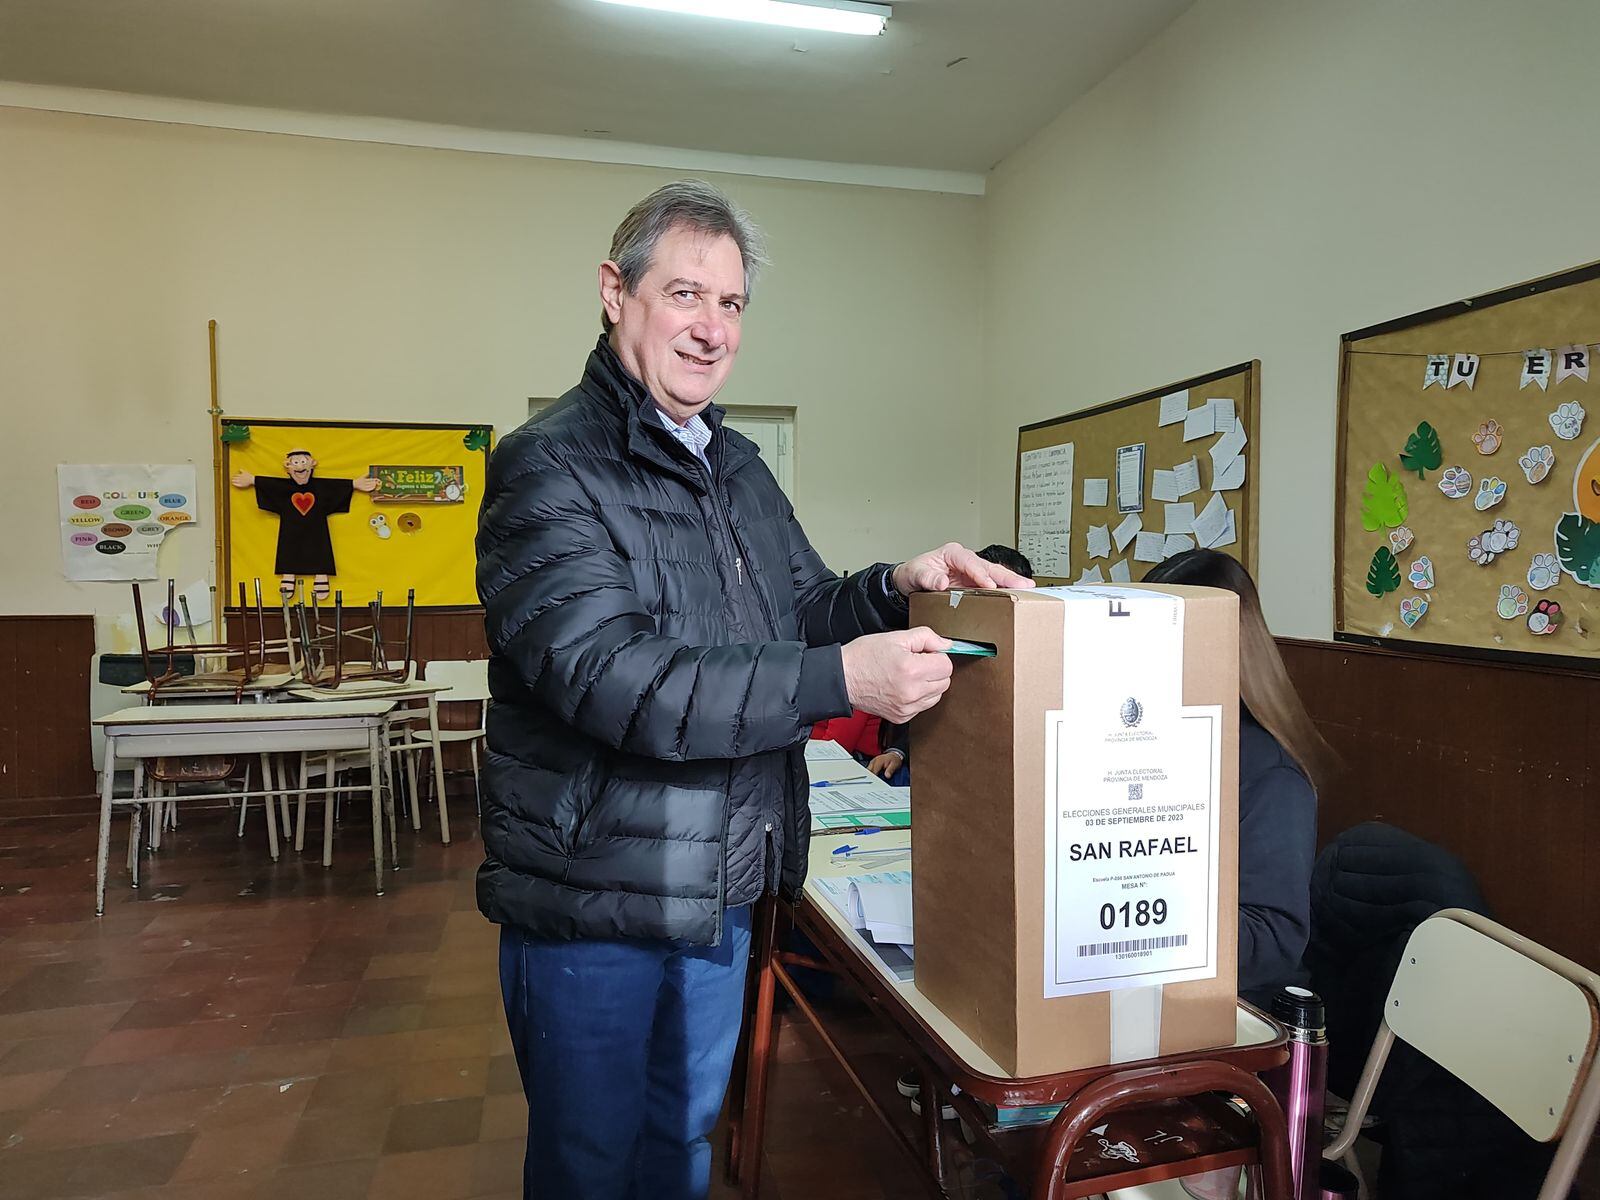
left=208, top=320, right=227, bottom=635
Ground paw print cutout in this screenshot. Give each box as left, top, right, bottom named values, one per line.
left=1519, top=444, right=1554, bottom=484
left=1496, top=584, right=1529, bottom=620
left=1473, top=477, right=1507, bottom=511
left=1388, top=526, right=1414, bottom=554
left=1438, top=466, right=1472, bottom=499
left=1527, top=553, right=1560, bottom=591
left=1399, top=596, right=1428, bottom=628
left=1469, top=519, right=1520, bottom=565
left=1528, top=599, right=1561, bottom=636
left=1549, top=401, right=1586, bottom=442
left=1408, top=556, right=1434, bottom=590
left=1472, top=420, right=1503, bottom=455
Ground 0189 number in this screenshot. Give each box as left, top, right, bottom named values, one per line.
left=1099, top=899, right=1168, bottom=930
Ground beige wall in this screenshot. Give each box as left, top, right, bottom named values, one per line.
left=978, top=0, right=1600, bottom=637
left=0, top=106, right=982, bottom=636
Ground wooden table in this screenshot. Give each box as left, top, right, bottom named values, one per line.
left=287, top=678, right=454, bottom=844
left=92, top=700, right=397, bottom=913
left=121, top=672, right=297, bottom=701
left=725, top=830, right=1293, bottom=1199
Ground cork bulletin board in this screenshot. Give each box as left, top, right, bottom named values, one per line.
left=1014, top=362, right=1260, bottom=586
left=1335, top=260, right=1600, bottom=667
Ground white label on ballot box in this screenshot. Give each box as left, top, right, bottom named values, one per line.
left=1035, top=585, right=1222, bottom=998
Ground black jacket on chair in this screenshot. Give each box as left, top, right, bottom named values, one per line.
left=1308, top=822, right=1566, bottom=1200
left=475, top=338, right=905, bottom=945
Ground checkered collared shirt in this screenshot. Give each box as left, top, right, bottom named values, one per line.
left=655, top=407, right=713, bottom=470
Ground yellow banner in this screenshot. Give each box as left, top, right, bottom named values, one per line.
left=225, top=422, right=489, bottom=607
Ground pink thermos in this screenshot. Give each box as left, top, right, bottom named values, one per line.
left=1260, top=986, right=1330, bottom=1200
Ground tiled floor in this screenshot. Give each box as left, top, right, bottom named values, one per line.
left=4, top=799, right=1593, bottom=1200
left=0, top=796, right=987, bottom=1200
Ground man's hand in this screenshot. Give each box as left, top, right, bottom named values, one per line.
left=867, top=750, right=905, bottom=780
left=841, top=627, right=954, bottom=724
left=891, top=542, right=1034, bottom=595
left=230, top=470, right=255, bottom=489
left=353, top=476, right=379, bottom=493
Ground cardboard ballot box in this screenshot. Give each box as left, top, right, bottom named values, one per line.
left=909, top=584, right=1239, bottom=1077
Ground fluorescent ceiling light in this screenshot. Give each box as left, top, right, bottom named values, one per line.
left=594, top=0, right=889, bottom=37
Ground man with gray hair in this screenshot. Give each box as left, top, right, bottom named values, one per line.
left=476, top=179, right=1030, bottom=1199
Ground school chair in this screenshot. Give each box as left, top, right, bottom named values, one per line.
left=1323, top=908, right=1600, bottom=1200
left=404, top=659, right=489, bottom=814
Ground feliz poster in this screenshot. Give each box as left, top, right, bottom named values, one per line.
left=58, top=464, right=198, bottom=581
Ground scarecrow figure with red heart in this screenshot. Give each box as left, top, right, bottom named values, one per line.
left=231, top=449, right=378, bottom=600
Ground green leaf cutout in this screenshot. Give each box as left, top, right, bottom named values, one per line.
left=220, top=422, right=251, bottom=444
left=1360, top=463, right=1409, bottom=532
left=1366, top=546, right=1401, bottom=597
left=1554, top=512, right=1600, bottom=588
left=1399, top=421, right=1443, bottom=479
left=463, top=427, right=492, bottom=452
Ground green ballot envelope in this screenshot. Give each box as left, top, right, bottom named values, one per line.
left=943, top=639, right=997, bottom=657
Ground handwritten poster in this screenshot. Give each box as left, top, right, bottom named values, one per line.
left=1018, top=443, right=1074, bottom=579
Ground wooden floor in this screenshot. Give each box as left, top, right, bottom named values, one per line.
left=0, top=795, right=1008, bottom=1200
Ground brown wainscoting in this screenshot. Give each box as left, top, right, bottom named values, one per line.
left=1279, top=636, right=1598, bottom=968
left=0, top=615, right=98, bottom=804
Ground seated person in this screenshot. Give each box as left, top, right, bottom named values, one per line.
left=1143, top=549, right=1339, bottom=1001
left=810, top=709, right=883, bottom=760
left=868, top=543, right=1035, bottom=787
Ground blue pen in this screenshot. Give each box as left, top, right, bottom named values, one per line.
left=810, top=778, right=874, bottom=788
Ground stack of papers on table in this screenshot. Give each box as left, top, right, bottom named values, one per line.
left=812, top=868, right=916, bottom=981
left=814, top=870, right=913, bottom=947
left=804, top=740, right=911, bottom=830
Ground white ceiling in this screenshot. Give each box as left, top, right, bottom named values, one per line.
left=0, top=0, right=1191, bottom=175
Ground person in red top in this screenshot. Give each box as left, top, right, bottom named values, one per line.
left=810, top=709, right=883, bottom=759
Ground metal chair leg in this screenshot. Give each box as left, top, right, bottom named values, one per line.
left=295, top=754, right=309, bottom=853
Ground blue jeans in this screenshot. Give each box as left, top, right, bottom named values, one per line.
left=498, top=905, right=753, bottom=1200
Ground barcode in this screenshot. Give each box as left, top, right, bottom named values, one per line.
left=1076, top=933, right=1188, bottom=957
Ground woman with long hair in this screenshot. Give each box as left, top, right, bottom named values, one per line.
left=1143, top=549, right=1339, bottom=1002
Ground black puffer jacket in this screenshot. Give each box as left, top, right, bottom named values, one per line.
left=476, top=338, right=906, bottom=944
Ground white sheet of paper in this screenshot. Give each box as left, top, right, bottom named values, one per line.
left=804, top=739, right=854, bottom=763
left=1082, top=478, right=1109, bottom=507
left=1209, top=425, right=1248, bottom=466
left=1194, top=493, right=1230, bottom=548
left=1206, top=397, right=1237, bottom=433
left=1213, top=454, right=1247, bottom=491
left=1077, top=565, right=1105, bottom=584
left=1115, top=444, right=1145, bottom=513
left=1150, top=469, right=1180, bottom=503
left=1163, top=502, right=1196, bottom=535
left=1086, top=524, right=1112, bottom=560
left=1109, top=559, right=1132, bottom=583
left=1133, top=531, right=1166, bottom=563
left=1173, top=457, right=1202, bottom=498
left=1183, top=405, right=1216, bottom=442
left=1163, top=534, right=1196, bottom=559
left=1112, top=513, right=1142, bottom=552
left=1207, top=509, right=1238, bottom=550
left=1017, top=443, right=1074, bottom=580
left=177, top=582, right=213, bottom=628
left=1158, top=391, right=1190, bottom=426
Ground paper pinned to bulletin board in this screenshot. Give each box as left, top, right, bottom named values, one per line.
left=57, top=464, right=199, bottom=581
left=1336, top=260, right=1600, bottom=666
left=221, top=419, right=491, bottom=607
left=1014, top=363, right=1260, bottom=585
